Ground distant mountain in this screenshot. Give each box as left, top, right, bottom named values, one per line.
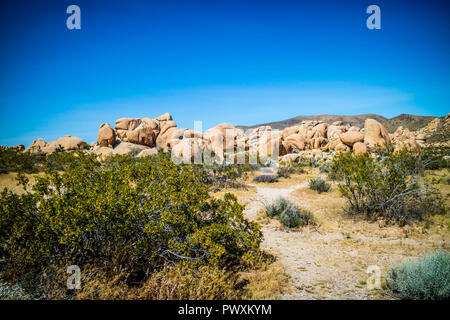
left=382, top=114, right=436, bottom=133
left=236, top=113, right=440, bottom=133
left=236, top=114, right=388, bottom=130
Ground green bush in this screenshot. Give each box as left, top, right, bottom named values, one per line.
left=0, top=152, right=263, bottom=296
left=421, top=145, right=449, bottom=170
left=264, top=197, right=314, bottom=228
left=387, top=250, right=450, bottom=300
left=308, top=177, right=331, bottom=193
left=253, top=175, right=278, bottom=183
left=330, top=149, right=446, bottom=225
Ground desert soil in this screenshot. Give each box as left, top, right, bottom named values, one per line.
left=235, top=171, right=450, bottom=300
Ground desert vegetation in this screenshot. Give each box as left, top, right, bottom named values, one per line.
left=386, top=250, right=450, bottom=300
left=0, top=114, right=449, bottom=300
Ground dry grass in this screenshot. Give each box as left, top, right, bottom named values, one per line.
left=0, top=172, right=45, bottom=194
left=230, top=168, right=450, bottom=299
left=241, top=261, right=290, bottom=299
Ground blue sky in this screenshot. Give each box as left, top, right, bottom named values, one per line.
left=0, top=0, right=449, bottom=146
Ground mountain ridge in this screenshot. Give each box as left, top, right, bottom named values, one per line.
left=236, top=113, right=440, bottom=133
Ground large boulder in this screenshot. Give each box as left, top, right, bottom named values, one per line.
left=363, top=119, right=391, bottom=151
left=155, top=112, right=173, bottom=122
left=335, top=143, right=350, bottom=152
left=352, top=142, right=367, bottom=156
left=327, top=125, right=345, bottom=141
left=97, top=123, right=116, bottom=147
left=171, top=138, right=203, bottom=163
left=125, top=126, right=156, bottom=147
left=339, top=131, right=364, bottom=147
left=93, top=146, right=114, bottom=159
left=156, top=127, right=184, bottom=151
left=112, top=141, right=149, bottom=156
left=115, top=118, right=142, bottom=131
left=26, top=138, right=47, bottom=154
left=282, top=134, right=307, bottom=153
left=137, top=148, right=158, bottom=158
left=39, top=135, right=89, bottom=154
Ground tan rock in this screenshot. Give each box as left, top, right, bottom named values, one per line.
left=155, top=112, right=173, bottom=121
left=93, top=146, right=113, bottom=159
left=171, top=138, right=203, bottom=163
left=363, top=119, right=391, bottom=150
left=137, top=148, right=158, bottom=158
left=282, top=134, right=307, bottom=153
left=352, top=142, right=367, bottom=155
left=115, top=118, right=141, bottom=131
left=339, top=131, right=364, bottom=147
left=112, top=141, right=149, bottom=156
left=335, top=143, right=350, bottom=152
left=97, top=123, right=116, bottom=147
left=126, top=126, right=156, bottom=147
left=26, top=138, right=47, bottom=154
left=156, top=127, right=184, bottom=151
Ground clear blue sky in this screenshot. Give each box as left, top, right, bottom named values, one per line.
left=0, top=0, right=449, bottom=146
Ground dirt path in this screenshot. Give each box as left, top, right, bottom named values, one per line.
left=242, top=178, right=449, bottom=300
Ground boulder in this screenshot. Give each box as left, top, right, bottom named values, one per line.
left=97, top=123, right=116, bottom=147
left=156, top=127, right=184, bottom=151
left=352, top=142, right=367, bottom=156
left=335, top=143, right=350, bottom=152
left=93, top=146, right=114, bottom=159
left=282, top=134, right=307, bottom=153
left=137, top=148, right=158, bottom=158
left=363, top=119, right=391, bottom=151
left=171, top=138, right=203, bottom=163
left=125, top=126, right=156, bottom=147
left=115, top=118, right=141, bottom=131
left=155, top=112, right=173, bottom=121
left=26, top=138, right=47, bottom=154
left=40, top=135, right=89, bottom=154
left=112, top=141, right=149, bottom=156
left=339, top=131, right=364, bottom=147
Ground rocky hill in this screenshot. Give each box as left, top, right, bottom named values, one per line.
left=237, top=113, right=441, bottom=133
left=237, top=114, right=388, bottom=130
left=382, top=114, right=436, bottom=133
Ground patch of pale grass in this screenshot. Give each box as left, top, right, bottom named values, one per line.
left=0, top=172, right=44, bottom=194
left=241, top=261, right=290, bottom=300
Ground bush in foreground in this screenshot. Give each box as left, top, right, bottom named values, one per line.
left=308, top=177, right=331, bottom=193
left=0, top=152, right=264, bottom=298
left=264, top=197, right=314, bottom=228
left=386, top=250, right=450, bottom=300
left=330, top=148, right=446, bottom=225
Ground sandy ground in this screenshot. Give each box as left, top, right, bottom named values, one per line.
left=238, top=171, right=450, bottom=300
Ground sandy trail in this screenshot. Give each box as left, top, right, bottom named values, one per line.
left=242, top=180, right=448, bottom=300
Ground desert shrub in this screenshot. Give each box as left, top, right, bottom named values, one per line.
left=198, top=163, right=253, bottom=190
left=0, top=152, right=263, bottom=296
left=320, top=161, right=338, bottom=180
left=253, top=174, right=278, bottom=183
left=386, top=250, right=450, bottom=300
left=421, top=145, right=449, bottom=170
left=276, top=164, right=305, bottom=178
left=0, top=149, right=43, bottom=174
left=330, top=149, right=446, bottom=225
left=0, top=281, right=28, bottom=300
left=309, top=177, right=331, bottom=193
left=276, top=166, right=291, bottom=179
left=264, top=197, right=314, bottom=228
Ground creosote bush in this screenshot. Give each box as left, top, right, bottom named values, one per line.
left=0, top=152, right=264, bottom=298
left=264, top=197, right=314, bottom=228
left=330, top=148, right=446, bottom=225
left=386, top=250, right=450, bottom=300
left=253, top=174, right=278, bottom=183
left=308, top=177, right=331, bottom=193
